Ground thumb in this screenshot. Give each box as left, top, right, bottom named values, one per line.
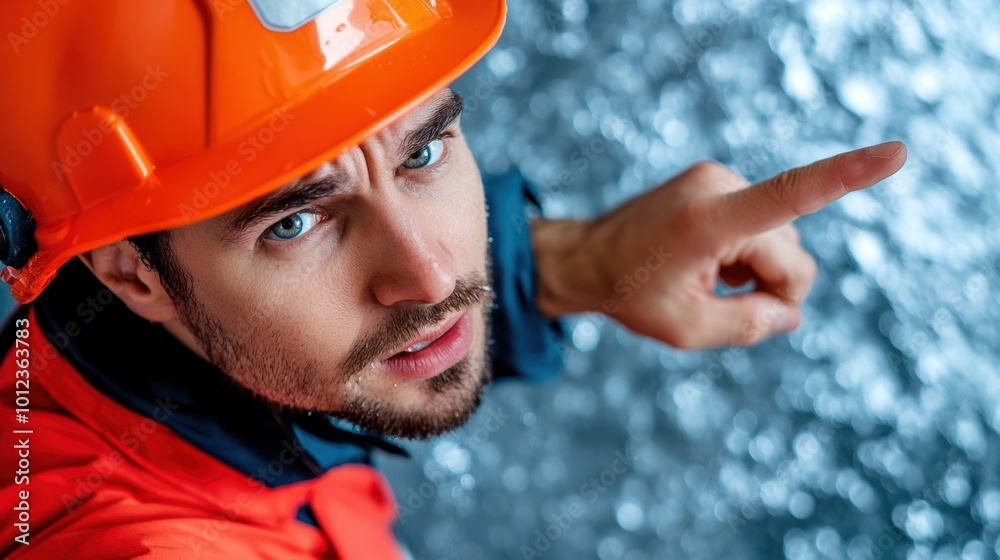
left=698, top=294, right=801, bottom=348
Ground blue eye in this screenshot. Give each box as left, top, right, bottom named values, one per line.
left=402, top=139, right=445, bottom=169
left=266, top=211, right=323, bottom=241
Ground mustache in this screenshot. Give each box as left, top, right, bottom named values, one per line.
left=340, top=272, right=494, bottom=378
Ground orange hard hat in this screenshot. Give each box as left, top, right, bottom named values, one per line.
left=0, top=0, right=506, bottom=302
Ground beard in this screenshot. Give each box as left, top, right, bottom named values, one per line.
left=337, top=288, right=494, bottom=439
left=169, top=250, right=496, bottom=440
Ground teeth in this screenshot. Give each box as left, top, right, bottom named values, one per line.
left=405, top=339, right=432, bottom=353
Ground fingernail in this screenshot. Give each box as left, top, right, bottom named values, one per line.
left=865, top=141, right=904, bottom=159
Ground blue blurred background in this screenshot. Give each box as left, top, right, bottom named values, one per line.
left=5, top=0, right=996, bottom=558
left=375, top=0, right=1000, bottom=558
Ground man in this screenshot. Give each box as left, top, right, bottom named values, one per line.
left=0, top=0, right=906, bottom=558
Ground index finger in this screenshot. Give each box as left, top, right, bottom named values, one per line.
left=716, top=141, right=907, bottom=239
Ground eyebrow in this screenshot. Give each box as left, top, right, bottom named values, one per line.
left=222, top=90, right=465, bottom=244
left=222, top=171, right=350, bottom=244
left=399, top=90, right=464, bottom=160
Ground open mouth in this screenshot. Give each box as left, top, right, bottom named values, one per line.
left=379, top=311, right=473, bottom=380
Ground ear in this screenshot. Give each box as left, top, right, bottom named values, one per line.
left=77, top=241, right=178, bottom=323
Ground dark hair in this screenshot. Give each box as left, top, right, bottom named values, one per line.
left=127, top=231, right=193, bottom=302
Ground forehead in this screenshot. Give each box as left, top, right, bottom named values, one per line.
left=262, top=87, right=456, bottom=184
left=190, top=88, right=459, bottom=236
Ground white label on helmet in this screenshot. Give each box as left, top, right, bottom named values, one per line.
left=247, top=0, right=347, bottom=32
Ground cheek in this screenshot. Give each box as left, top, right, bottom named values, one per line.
left=186, top=247, right=364, bottom=372
left=444, top=143, right=488, bottom=262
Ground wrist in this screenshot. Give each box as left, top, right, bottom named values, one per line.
left=530, top=218, right=606, bottom=318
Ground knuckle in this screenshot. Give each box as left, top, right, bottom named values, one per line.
left=686, top=160, right=724, bottom=179
left=673, top=197, right=715, bottom=241
left=769, top=167, right=810, bottom=216
left=675, top=196, right=704, bottom=222
left=828, top=153, right=852, bottom=195
left=716, top=169, right=751, bottom=194
left=683, top=160, right=733, bottom=193
left=676, top=161, right=750, bottom=201
left=772, top=287, right=793, bottom=303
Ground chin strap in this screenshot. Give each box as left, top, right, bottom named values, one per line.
left=0, top=189, right=36, bottom=286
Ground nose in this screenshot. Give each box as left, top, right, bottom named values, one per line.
left=366, top=195, right=456, bottom=307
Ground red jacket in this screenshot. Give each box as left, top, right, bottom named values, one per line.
left=0, top=171, right=567, bottom=558
left=0, top=307, right=404, bottom=559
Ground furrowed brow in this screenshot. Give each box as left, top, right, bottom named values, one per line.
left=223, top=170, right=350, bottom=243
left=399, top=91, right=464, bottom=159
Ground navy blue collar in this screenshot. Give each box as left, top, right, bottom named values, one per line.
left=33, top=258, right=408, bottom=488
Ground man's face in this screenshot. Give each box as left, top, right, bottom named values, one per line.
left=162, top=90, right=494, bottom=439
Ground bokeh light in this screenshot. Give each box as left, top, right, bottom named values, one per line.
left=378, top=0, right=1000, bottom=558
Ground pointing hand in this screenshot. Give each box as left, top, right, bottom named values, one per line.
left=532, top=141, right=907, bottom=349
